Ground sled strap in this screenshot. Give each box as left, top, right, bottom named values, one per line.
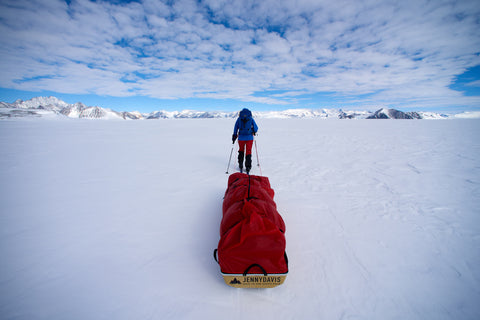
left=246, top=174, right=254, bottom=200
left=243, top=263, right=267, bottom=276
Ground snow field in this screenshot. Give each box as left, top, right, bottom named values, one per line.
left=261, top=120, right=480, bottom=319
left=0, top=118, right=479, bottom=320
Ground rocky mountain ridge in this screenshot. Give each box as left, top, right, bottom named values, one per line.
left=0, top=96, right=463, bottom=120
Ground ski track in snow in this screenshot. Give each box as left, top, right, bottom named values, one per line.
left=0, top=118, right=479, bottom=320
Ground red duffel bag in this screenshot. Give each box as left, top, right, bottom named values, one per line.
left=214, top=173, right=288, bottom=288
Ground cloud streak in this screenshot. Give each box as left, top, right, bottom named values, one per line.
left=0, top=0, right=479, bottom=109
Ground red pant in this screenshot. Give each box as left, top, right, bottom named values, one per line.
left=238, top=140, right=253, bottom=155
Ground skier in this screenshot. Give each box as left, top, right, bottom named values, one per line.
left=232, top=108, right=258, bottom=173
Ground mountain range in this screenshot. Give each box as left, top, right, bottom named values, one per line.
left=0, top=96, right=476, bottom=120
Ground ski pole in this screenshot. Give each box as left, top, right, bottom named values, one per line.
left=254, top=139, right=262, bottom=176
left=226, top=143, right=234, bottom=174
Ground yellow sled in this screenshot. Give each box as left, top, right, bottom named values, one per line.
left=222, top=273, right=287, bottom=288
left=214, top=250, right=288, bottom=288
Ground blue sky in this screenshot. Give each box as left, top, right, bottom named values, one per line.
left=0, top=0, right=479, bottom=113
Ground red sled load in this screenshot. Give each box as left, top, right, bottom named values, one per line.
left=214, top=173, right=288, bottom=288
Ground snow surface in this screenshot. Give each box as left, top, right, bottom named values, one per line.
left=1, top=118, right=479, bottom=320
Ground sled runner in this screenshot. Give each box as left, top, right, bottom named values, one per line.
left=214, top=173, right=288, bottom=288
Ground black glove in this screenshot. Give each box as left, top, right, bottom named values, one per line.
left=232, top=134, right=237, bottom=143
left=253, top=131, right=257, bottom=136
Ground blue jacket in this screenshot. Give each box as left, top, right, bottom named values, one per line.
left=233, top=117, right=258, bottom=141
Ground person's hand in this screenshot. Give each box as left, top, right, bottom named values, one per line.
left=232, top=134, right=237, bottom=143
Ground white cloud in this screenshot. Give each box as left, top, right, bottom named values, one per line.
left=466, top=80, right=480, bottom=87
left=0, top=0, right=479, bottom=109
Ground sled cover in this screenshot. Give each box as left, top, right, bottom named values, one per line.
left=215, top=173, right=288, bottom=288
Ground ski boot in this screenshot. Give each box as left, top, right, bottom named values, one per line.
left=238, top=151, right=244, bottom=173
left=245, top=154, right=252, bottom=174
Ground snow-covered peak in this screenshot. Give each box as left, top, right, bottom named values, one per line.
left=14, top=96, right=70, bottom=110
left=61, top=104, right=126, bottom=120
left=418, top=112, right=450, bottom=119
left=367, top=108, right=416, bottom=119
